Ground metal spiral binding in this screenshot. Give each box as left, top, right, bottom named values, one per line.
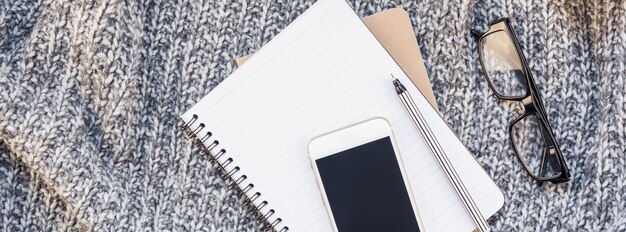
left=186, top=114, right=288, bottom=232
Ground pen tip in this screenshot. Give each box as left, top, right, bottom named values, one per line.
left=391, top=74, right=406, bottom=94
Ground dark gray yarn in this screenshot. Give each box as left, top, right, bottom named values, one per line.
left=1, top=0, right=624, bottom=231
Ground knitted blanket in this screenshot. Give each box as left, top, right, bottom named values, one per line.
left=1, top=0, right=624, bottom=231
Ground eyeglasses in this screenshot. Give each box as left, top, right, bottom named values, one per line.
left=472, top=18, right=570, bottom=184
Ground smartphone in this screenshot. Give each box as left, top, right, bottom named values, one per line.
left=308, top=118, right=425, bottom=232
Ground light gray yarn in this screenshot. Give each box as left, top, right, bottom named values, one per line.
left=1, top=0, right=625, bottom=231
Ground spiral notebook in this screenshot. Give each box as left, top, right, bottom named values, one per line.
left=182, top=0, right=504, bottom=231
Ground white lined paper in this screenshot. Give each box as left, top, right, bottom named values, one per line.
left=182, top=0, right=504, bottom=231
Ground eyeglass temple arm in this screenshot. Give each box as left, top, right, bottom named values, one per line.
left=538, top=125, right=561, bottom=180
left=471, top=29, right=482, bottom=40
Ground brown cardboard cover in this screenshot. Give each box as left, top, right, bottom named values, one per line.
left=235, top=8, right=438, bottom=111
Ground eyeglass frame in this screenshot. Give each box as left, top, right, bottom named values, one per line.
left=471, top=18, right=571, bottom=184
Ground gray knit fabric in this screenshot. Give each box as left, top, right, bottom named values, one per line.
left=1, top=0, right=624, bottom=231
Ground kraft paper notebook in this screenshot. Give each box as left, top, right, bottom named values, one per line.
left=182, top=0, right=505, bottom=231
left=234, top=8, right=439, bottom=111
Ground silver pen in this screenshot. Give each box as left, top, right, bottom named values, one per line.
left=392, top=74, right=490, bottom=232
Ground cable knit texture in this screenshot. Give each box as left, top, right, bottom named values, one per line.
left=1, top=0, right=625, bottom=231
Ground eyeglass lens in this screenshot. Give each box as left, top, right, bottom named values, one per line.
left=480, top=30, right=528, bottom=98
left=511, top=114, right=562, bottom=178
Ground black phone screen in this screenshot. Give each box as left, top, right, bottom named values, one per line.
left=315, top=136, right=421, bottom=232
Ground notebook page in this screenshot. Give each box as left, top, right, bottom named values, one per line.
left=182, top=0, right=504, bottom=231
